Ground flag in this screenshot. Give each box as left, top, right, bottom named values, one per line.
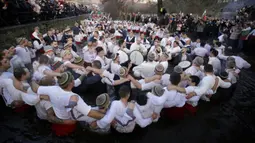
left=202, top=10, right=206, bottom=17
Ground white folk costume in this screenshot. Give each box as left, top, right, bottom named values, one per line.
left=132, top=61, right=158, bottom=78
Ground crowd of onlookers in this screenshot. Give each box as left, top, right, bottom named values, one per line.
left=0, top=0, right=92, bottom=27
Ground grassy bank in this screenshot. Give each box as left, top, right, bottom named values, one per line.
left=0, top=14, right=89, bottom=50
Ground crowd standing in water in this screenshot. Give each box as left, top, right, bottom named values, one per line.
left=0, top=9, right=254, bottom=136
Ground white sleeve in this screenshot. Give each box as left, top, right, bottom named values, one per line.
left=134, top=108, right=152, bottom=128
left=185, top=86, right=194, bottom=94
left=219, top=79, right=231, bottom=88
left=75, top=96, right=92, bottom=116
left=37, top=86, right=52, bottom=95
left=243, top=61, right=251, bottom=69
left=147, top=92, right=168, bottom=106
left=33, top=41, right=43, bottom=50
left=141, top=82, right=158, bottom=91
left=194, top=79, right=211, bottom=96
left=74, top=79, right=81, bottom=87
left=97, top=101, right=118, bottom=128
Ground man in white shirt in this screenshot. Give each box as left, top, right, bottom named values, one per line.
left=133, top=52, right=158, bottom=78
left=208, top=49, right=221, bottom=75
left=228, top=56, right=251, bottom=69
left=186, top=64, right=216, bottom=100
left=15, top=37, right=32, bottom=71
left=185, top=57, right=204, bottom=79
left=191, top=42, right=208, bottom=57
left=31, top=72, right=105, bottom=122
left=91, top=86, right=136, bottom=133
left=129, top=37, right=147, bottom=56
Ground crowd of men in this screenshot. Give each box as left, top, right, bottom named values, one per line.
left=0, top=8, right=253, bottom=136
left=0, top=0, right=91, bottom=27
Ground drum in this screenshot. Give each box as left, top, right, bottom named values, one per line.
left=129, top=50, right=144, bottom=65
left=178, top=61, right=191, bottom=69
left=118, top=50, right=129, bottom=64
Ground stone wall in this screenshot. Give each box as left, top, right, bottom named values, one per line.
left=0, top=14, right=89, bottom=50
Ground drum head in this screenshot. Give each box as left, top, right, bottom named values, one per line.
left=178, top=61, right=191, bottom=69
left=118, top=50, right=129, bottom=64
left=130, top=51, right=144, bottom=65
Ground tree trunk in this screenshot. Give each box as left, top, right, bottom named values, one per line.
left=158, top=0, right=163, bottom=16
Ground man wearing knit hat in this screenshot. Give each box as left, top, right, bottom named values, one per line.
left=132, top=52, right=158, bottom=78
left=91, top=85, right=136, bottom=133
left=70, top=93, right=111, bottom=134
left=148, top=73, right=187, bottom=109
left=31, top=72, right=105, bottom=124
left=184, top=57, right=205, bottom=79
left=129, top=64, right=171, bottom=91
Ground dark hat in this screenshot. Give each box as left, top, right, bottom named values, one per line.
left=73, top=57, right=83, bottom=64
left=57, top=72, right=74, bottom=88
left=51, top=61, right=63, bottom=71
left=152, top=85, right=165, bottom=97
left=96, top=93, right=110, bottom=109
left=219, top=71, right=228, bottom=80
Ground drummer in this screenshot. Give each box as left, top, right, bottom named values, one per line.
left=125, top=30, right=136, bottom=50
left=82, top=41, right=96, bottom=67
left=132, top=52, right=158, bottom=78
left=129, top=37, right=147, bottom=56
left=95, top=47, right=111, bottom=70
left=184, top=57, right=205, bottom=79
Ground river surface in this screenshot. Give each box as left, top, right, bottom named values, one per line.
left=1, top=69, right=255, bottom=143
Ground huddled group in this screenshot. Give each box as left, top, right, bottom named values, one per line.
left=0, top=17, right=252, bottom=135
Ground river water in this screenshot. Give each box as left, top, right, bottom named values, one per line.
left=1, top=69, right=255, bottom=143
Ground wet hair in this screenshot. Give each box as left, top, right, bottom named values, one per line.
left=190, top=76, right=200, bottom=86
left=204, top=64, right=214, bottom=73
left=92, top=60, right=102, bottom=69
left=216, top=42, right=222, bottom=47
left=118, top=39, right=124, bottom=46
left=96, top=46, right=104, bottom=54
left=200, top=42, right=206, bottom=47
left=174, top=41, right=179, bottom=46
left=119, top=85, right=131, bottom=99
left=39, top=55, right=50, bottom=65
left=91, top=38, right=97, bottom=43
left=14, top=67, right=27, bottom=81
left=170, top=72, right=181, bottom=86
left=50, top=40, right=58, bottom=45
left=94, top=31, right=99, bottom=35
left=136, top=94, right=148, bottom=106
left=211, top=49, right=218, bottom=57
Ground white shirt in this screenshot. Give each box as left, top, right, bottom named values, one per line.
left=33, top=65, right=52, bottom=81
left=232, top=56, right=251, bottom=69
left=83, top=46, right=96, bottom=63
left=111, top=62, right=121, bottom=76
left=33, top=40, right=44, bottom=50
left=97, top=100, right=131, bottom=129
left=95, top=56, right=111, bottom=70
left=37, top=86, right=91, bottom=120
left=15, top=46, right=32, bottom=64
left=149, top=88, right=186, bottom=108
left=130, top=43, right=147, bottom=55
left=169, top=46, right=181, bottom=55
left=132, top=61, right=158, bottom=78
left=160, top=61, right=168, bottom=73
left=208, top=57, right=221, bottom=74
left=192, top=47, right=208, bottom=57
left=185, top=66, right=204, bottom=79
left=133, top=103, right=153, bottom=128
left=194, top=75, right=215, bottom=96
